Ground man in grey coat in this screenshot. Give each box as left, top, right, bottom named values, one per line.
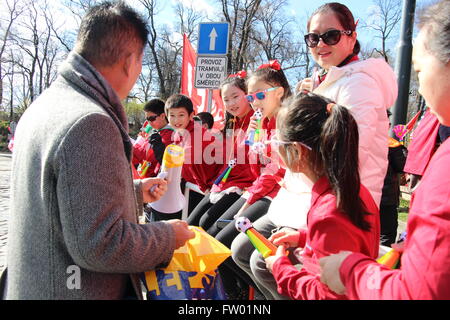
left=3, top=1, right=194, bottom=300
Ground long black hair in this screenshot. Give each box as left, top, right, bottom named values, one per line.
left=278, top=92, right=371, bottom=231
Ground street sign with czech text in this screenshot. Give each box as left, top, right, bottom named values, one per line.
left=194, top=56, right=227, bottom=89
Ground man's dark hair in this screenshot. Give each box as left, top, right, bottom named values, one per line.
left=196, top=112, right=215, bottom=129
left=165, top=94, right=194, bottom=115
left=75, top=1, right=149, bottom=67
left=144, top=98, right=165, bottom=115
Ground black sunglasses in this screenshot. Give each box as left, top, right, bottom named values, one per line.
left=146, top=115, right=159, bottom=122
left=304, top=29, right=352, bottom=48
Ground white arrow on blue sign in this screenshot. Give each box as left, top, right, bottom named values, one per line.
left=197, top=22, right=230, bottom=55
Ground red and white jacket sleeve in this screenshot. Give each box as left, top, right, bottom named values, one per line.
left=340, top=139, right=450, bottom=300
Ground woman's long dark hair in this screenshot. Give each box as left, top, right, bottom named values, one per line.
left=279, top=92, right=371, bottom=231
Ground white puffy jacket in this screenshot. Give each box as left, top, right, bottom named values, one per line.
left=314, top=58, right=398, bottom=206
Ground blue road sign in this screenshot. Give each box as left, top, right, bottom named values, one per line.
left=197, top=22, right=230, bottom=55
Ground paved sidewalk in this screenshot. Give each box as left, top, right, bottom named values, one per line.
left=0, top=152, right=12, bottom=273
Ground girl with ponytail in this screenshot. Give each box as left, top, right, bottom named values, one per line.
left=264, top=92, right=380, bottom=300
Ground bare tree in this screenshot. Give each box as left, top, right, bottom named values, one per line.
left=139, top=0, right=170, bottom=99
left=363, top=0, right=401, bottom=64
left=55, top=0, right=102, bottom=51
left=174, top=0, right=204, bottom=41
left=0, top=0, right=24, bottom=112
left=220, top=0, right=262, bottom=73
left=251, top=0, right=308, bottom=78
left=134, top=51, right=155, bottom=103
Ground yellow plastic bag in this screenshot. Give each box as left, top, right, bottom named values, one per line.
left=143, top=227, right=231, bottom=300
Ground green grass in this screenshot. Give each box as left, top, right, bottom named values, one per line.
left=398, top=198, right=410, bottom=222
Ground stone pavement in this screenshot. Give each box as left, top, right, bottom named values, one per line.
left=0, top=152, right=12, bottom=273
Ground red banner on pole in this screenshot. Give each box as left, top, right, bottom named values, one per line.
left=181, top=34, right=225, bottom=129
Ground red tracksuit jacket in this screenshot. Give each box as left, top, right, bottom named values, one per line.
left=245, top=116, right=285, bottom=205
left=340, top=138, right=450, bottom=300
left=272, top=177, right=380, bottom=300
left=211, top=110, right=257, bottom=192
left=174, top=121, right=222, bottom=193
left=403, top=109, right=440, bottom=176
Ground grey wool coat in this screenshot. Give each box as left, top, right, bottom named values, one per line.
left=4, top=52, right=176, bottom=300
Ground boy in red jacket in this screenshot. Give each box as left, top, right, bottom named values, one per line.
left=165, top=94, right=222, bottom=217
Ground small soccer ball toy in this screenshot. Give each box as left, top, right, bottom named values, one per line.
left=254, top=109, right=263, bottom=119
left=235, top=217, right=252, bottom=233
left=229, top=159, right=237, bottom=168
left=251, top=141, right=265, bottom=154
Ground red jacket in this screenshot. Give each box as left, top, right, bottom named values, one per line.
left=132, top=126, right=175, bottom=177
left=340, top=138, right=450, bottom=300
left=246, top=116, right=285, bottom=205
left=403, top=109, right=440, bottom=176
left=272, top=177, right=380, bottom=300
left=174, top=121, right=222, bottom=193
left=211, top=110, right=257, bottom=192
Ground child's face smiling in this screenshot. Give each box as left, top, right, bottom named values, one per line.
left=221, top=84, right=250, bottom=119
left=168, top=107, right=193, bottom=130
left=247, top=78, right=283, bottom=119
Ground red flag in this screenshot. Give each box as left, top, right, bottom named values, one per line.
left=406, top=109, right=422, bottom=132
left=181, top=34, right=225, bottom=129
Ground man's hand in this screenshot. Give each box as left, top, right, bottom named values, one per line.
left=141, top=177, right=167, bottom=203
left=265, top=244, right=286, bottom=273
left=319, top=251, right=352, bottom=295
left=166, top=220, right=195, bottom=249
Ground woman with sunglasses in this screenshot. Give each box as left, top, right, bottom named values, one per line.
left=298, top=2, right=397, bottom=208
left=320, top=0, right=450, bottom=300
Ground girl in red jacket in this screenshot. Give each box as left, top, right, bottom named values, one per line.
left=216, top=60, right=291, bottom=224
left=264, top=92, right=380, bottom=300
left=211, top=61, right=292, bottom=299
left=187, top=72, right=256, bottom=230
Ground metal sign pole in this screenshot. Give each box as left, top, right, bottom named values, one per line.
left=390, top=0, right=416, bottom=138
left=207, top=89, right=213, bottom=113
